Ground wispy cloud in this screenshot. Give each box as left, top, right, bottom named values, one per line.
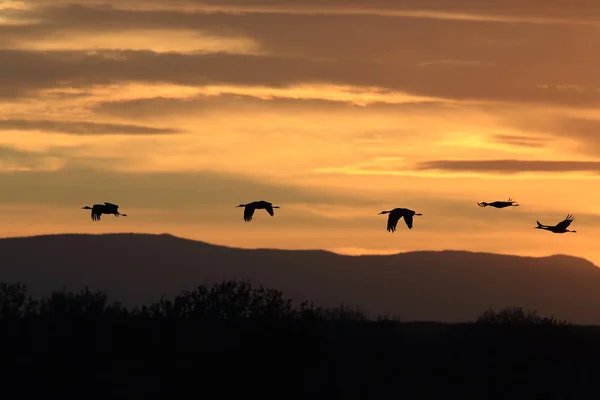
left=3, top=48, right=598, bottom=106
left=416, top=159, right=600, bottom=174
left=90, top=89, right=449, bottom=119
left=416, top=59, right=486, bottom=67
left=491, top=134, right=551, bottom=148
left=23, top=1, right=600, bottom=25
left=0, top=119, right=180, bottom=135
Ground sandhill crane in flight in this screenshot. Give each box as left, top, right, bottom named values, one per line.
left=378, top=208, right=422, bottom=232
left=236, top=200, right=280, bottom=222
left=81, top=202, right=128, bottom=221
left=477, top=198, right=519, bottom=208
left=535, top=214, right=577, bottom=234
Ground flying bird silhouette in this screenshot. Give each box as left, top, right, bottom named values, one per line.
left=535, top=214, right=577, bottom=234
left=378, top=208, right=422, bottom=232
left=477, top=198, right=519, bottom=208
left=81, top=202, right=128, bottom=221
left=236, top=200, right=280, bottom=222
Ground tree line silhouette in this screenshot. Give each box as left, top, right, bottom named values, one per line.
left=0, top=279, right=598, bottom=398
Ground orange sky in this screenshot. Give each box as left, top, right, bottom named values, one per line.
left=1, top=0, right=600, bottom=264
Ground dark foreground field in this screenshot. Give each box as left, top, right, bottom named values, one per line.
left=1, top=280, right=600, bottom=399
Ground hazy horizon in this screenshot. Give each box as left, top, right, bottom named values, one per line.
left=2, top=1, right=600, bottom=264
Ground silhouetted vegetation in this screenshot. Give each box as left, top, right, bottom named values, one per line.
left=476, top=306, right=570, bottom=326
left=0, top=280, right=599, bottom=398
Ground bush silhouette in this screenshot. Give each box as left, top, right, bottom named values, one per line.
left=145, top=280, right=295, bottom=321
left=0, top=282, right=37, bottom=318
left=0, top=279, right=595, bottom=398
left=476, top=306, right=569, bottom=326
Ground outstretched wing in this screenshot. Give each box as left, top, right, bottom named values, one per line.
left=104, top=202, right=119, bottom=212
left=265, top=204, right=275, bottom=216
left=387, top=213, right=402, bottom=232
left=243, top=205, right=255, bottom=222
left=555, top=214, right=574, bottom=230
left=403, top=213, right=414, bottom=229
left=91, top=207, right=102, bottom=221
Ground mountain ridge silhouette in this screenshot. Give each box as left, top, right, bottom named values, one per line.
left=1, top=232, right=599, bottom=323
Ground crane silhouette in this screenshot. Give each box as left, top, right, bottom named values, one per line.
left=477, top=198, right=519, bottom=208
left=236, top=200, right=280, bottom=222
left=535, top=214, right=577, bottom=234
left=378, top=208, right=422, bottom=232
left=81, top=202, right=128, bottom=221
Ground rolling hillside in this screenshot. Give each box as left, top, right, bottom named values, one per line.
left=1, top=233, right=599, bottom=323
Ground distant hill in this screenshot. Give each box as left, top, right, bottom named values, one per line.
left=1, top=233, right=599, bottom=324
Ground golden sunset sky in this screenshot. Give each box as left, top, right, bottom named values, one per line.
left=1, top=0, right=600, bottom=262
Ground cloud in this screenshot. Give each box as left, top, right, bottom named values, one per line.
left=416, top=159, right=600, bottom=174
left=81, top=93, right=600, bottom=160
left=7, top=5, right=596, bottom=62
left=90, top=91, right=451, bottom=119
left=416, top=60, right=486, bottom=67
left=0, top=146, right=60, bottom=170
left=2, top=48, right=598, bottom=106
left=0, top=144, right=132, bottom=171
left=1, top=3, right=599, bottom=107
left=473, top=105, right=600, bottom=155
left=490, top=134, right=550, bottom=148
left=506, top=116, right=600, bottom=150
left=0, top=164, right=385, bottom=211
left=22, top=1, right=600, bottom=23
left=0, top=119, right=180, bottom=135
left=92, top=94, right=343, bottom=118
left=192, top=0, right=600, bottom=23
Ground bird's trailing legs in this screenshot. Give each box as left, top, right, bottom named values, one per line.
left=506, top=197, right=519, bottom=206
